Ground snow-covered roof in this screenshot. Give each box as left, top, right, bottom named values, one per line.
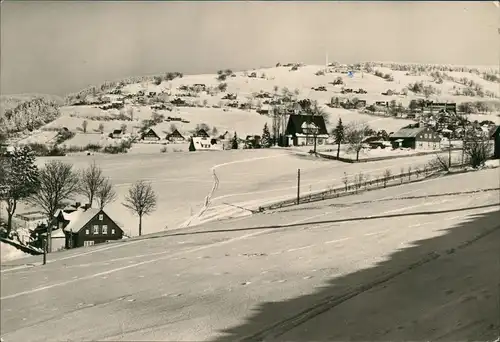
left=391, top=127, right=426, bottom=139
left=63, top=208, right=101, bottom=233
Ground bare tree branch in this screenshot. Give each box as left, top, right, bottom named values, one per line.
left=79, top=161, right=104, bottom=207
left=27, top=160, right=80, bottom=221
left=96, top=178, right=117, bottom=210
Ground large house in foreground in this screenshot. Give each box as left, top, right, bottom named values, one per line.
left=389, top=126, right=441, bottom=150
left=37, top=204, right=123, bottom=252
left=284, top=114, right=329, bottom=147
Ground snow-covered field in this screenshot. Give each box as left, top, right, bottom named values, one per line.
left=18, top=149, right=463, bottom=237
left=2, top=168, right=499, bottom=341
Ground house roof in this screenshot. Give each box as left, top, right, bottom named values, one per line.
left=194, top=129, right=209, bottom=137
left=143, top=128, right=160, bottom=137
left=167, top=129, right=185, bottom=139
left=286, top=114, right=328, bottom=135
left=391, top=127, right=426, bottom=139
left=63, top=208, right=101, bottom=233
left=113, top=129, right=122, bottom=134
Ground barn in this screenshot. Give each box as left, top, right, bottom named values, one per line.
left=389, top=126, right=441, bottom=150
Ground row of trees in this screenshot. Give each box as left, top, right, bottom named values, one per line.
left=1, top=98, right=61, bottom=134
left=0, top=148, right=158, bottom=240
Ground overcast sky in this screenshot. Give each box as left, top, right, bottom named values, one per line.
left=1, top=1, right=497, bottom=96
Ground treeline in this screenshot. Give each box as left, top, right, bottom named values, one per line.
left=0, top=98, right=61, bottom=134
left=65, top=71, right=184, bottom=105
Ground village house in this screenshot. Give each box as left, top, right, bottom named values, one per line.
left=166, top=129, right=186, bottom=142
left=191, top=136, right=223, bottom=151
left=490, top=125, right=500, bottom=159
left=110, top=129, right=123, bottom=139
left=389, top=126, right=441, bottom=150
left=284, top=114, right=329, bottom=147
left=141, top=128, right=161, bottom=141
left=193, top=128, right=210, bottom=138
left=46, top=204, right=123, bottom=251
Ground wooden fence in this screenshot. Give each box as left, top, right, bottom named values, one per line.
left=258, top=162, right=465, bottom=212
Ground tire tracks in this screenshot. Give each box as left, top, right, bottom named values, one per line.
left=240, top=224, right=500, bottom=342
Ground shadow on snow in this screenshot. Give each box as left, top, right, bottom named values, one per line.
left=210, top=209, right=500, bottom=342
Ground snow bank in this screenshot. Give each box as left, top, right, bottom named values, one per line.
left=0, top=241, right=31, bottom=262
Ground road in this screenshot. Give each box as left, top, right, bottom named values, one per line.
left=1, top=168, right=499, bottom=342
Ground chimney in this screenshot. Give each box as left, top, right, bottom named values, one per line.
left=83, top=203, right=91, bottom=211
left=75, top=202, right=81, bottom=208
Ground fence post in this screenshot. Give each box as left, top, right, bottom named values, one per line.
left=296, top=168, right=300, bottom=205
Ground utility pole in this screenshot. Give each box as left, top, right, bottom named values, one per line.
left=448, top=135, right=452, bottom=168
left=296, top=169, right=301, bottom=205
left=43, top=237, right=47, bottom=265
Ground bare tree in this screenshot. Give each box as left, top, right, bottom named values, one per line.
left=382, top=169, right=391, bottom=188
left=122, top=180, right=157, bottom=236
left=98, top=123, right=104, bottom=134
left=127, top=107, right=134, bottom=121
left=96, top=178, right=117, bottom=210
left=82, top=120, right=88, bottom=134
left=120, top=123, right=127, bottom=134
left=464, top=134, right=492, bottom=168
left=428, top=153, right=450, bottom=172
left=342, top=172, right=349, bottom=192
left=79, top=161, right=104, bottom=207
left=354, top=172, right=364, bottom=192
left=345, top=121, right=371, bottom=161
left=407, top=166, right=412, bottom=181
left=27, top=160, right=79, bottom=251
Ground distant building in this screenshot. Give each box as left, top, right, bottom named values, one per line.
left=193, top=129, right=210, bottom=138
left=191, top=136, right=223, bottom=151
left=166, top=129, right=186, bottom=142
left=141, top=128, right=161, bottom=141
left=389, top=126, right=441, bottom=150
left=284, top=114, right=329, bottom=147
left=111, top=129, right=123, bottom=139
left=424, top=102, right=457, bottom=115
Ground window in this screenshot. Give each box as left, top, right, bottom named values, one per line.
left=85, top=229, right=90, bottom=235
left=111, top=229, right=116, bottom=234
left=102, top=225, right=108, bottom=234
left=84, top=241, right=95, bottom=247
left=93, top=225, right=99, bottom=234
left=99, top=214, right=103, bottom=221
